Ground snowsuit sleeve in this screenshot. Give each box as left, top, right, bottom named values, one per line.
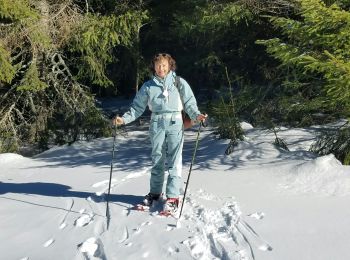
left=122, top=83, right=149, bottom=125
left=177, top=77, right=201, bottom=120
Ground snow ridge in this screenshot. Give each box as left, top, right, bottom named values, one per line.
left=284, top=154, right=350, bottom=196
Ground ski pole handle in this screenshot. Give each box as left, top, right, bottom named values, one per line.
left=200, top=113, right=209, bottom=128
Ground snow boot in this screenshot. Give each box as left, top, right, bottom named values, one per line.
left=142, top=192, right=161, bottom=207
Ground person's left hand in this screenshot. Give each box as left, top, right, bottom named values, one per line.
left=112, top=116, right=124, bottom=126
left=196, top=113, right=208, bottom=122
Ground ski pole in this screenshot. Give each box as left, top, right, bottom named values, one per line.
left=106, top=123, right=118, bottom=226
left=178, top=121, right=203, bottom=219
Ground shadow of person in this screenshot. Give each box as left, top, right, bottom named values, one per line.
left=0, top=181, right=142, bottom=206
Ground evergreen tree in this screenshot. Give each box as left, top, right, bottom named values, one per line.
left=0, top=0, right=147, bottom=153
left=257, top=0, right=350, bottom=163
left=257, top=0, right=350, bottom=121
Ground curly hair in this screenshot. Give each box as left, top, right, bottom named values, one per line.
left=150, top=53, right=177, bottom=73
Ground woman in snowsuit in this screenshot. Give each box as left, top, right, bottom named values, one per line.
left=113, top=53, right=207, bottom=213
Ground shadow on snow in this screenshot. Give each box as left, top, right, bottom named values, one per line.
left=0, top=181, right=142, bottom=206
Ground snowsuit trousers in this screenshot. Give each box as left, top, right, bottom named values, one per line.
left=149, top=113, right=184, bottom=198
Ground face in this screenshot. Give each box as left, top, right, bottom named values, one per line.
left=154, top=58, right=170, bottom=79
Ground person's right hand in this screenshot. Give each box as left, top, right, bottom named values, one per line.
left=112, top=116, right=124, bottom=126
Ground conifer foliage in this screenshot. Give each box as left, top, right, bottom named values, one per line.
left=0, top=0, right=146, bottom=153
left=257, top=0, right=350, bottom=120
left=310, top=122, right=350, bottom=165
left=1, top=0, right=350, bottom=163
left=255, top=0, right=350, bottom=163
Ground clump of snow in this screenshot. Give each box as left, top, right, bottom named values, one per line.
left=240, top=121, right=254, bottom=130
left=74, top=213, right=93, bottom=227
left=43, top=238, right=55, bottom=247
left=79, top=237, right=99, bottom=256
left=0, top=153, right=25, bottom=164
left=59, top=222, right=67, bottom=229
left=284, top=154, right=350, bottom=196
left=248, top=212, right=265, bottom=220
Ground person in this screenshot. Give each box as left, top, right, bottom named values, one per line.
left=113, top=53, right=207, bottom=213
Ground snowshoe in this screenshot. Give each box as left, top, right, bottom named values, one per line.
left=159, top=198, right=179, bottom=217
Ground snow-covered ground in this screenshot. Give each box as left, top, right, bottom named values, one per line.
left=1, top=122, right=350, bottom=260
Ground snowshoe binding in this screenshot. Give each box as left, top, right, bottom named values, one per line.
left=135, top=193, right=161, bottom=211
left=159, top=198, right=179, bottom=217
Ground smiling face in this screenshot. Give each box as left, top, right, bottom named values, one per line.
left=154, top=58, right=170, bottom=79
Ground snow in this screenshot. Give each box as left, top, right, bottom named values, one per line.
left=1, top=122, right=350, bottom=260
left=0, top=153, right=27, bottom=164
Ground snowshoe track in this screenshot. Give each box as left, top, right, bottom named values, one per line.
left=180, top=189, right=272, bottom=260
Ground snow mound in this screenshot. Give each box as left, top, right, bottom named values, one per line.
left=240, top=122, right=254, bottom=130
left=285, top=154, right=350, bottom=196
left=240, top=121, right=254, bottom=130
left=0, top=153, right=26, bottom=164
left=79, top=237, right=98, bottom=256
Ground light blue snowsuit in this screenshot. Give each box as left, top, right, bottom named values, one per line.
left=122, top=71, right=201, bottom=198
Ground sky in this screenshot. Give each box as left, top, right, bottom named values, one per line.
left=1, top=121, right=350, bottom=260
